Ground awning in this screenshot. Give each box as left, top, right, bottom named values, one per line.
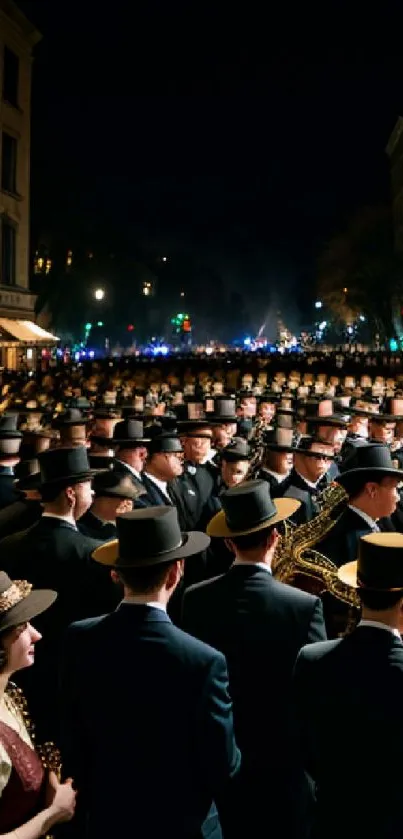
left=0, top=319, right=59, bottom=344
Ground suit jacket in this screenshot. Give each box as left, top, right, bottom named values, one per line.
left=60, top=604, right=241, bottom=839
left=182, top=566, right=326, bottom=837
left=293, top=626, right=403, bottom=839
left=176, top=461, right=220, bottom=531
left=0, top=516, right=119, bottom=741
left=0, top=467, right=21, bottom=510
left=78, top=509, right=117, bottom=541
left=112, top=458, right=144, bottom=494
left=0, top=498, right=42, bottom=539
left=315, top=505, right=375, bottom=567
left=134, top=472, right=172, bottom=508
left=274, top=469, right=319, bottom=524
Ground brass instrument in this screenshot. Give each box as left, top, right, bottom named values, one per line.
left=245, top=416, right=268, bottom=479
left=272, top=482, right=360, bottom=634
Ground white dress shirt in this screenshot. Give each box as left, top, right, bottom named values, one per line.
left=116, top=460, right=142, bottom=482
left=144, top=472, right=171, bottom=502
left=232, top=560, right=272, bottom=574
left=348, top=505, right=380, bottom=532
left=122, top=597, right=166, bottom=612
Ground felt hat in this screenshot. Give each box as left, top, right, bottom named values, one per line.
left=338, top=532, right=403, bottom=591
left=207, top=479, right=300, bottom=538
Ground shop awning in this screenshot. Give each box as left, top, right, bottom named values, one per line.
left=0, top=319, right=59, bottom=344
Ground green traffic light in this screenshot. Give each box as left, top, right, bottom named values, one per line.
left=97, top=321, right=103, bottom=327
left=85, top=323, right=92, bottom=330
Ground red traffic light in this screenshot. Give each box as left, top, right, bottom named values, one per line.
left=127, top=324, right=134, bottom=332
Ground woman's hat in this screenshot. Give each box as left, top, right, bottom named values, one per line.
left=337, top=444, right=403, bottom=492
left=39, top=446, right=95, bottom=488
left=338, top=532, right=403, bottom=591
left=207, top=479, right=300, bottom=538
left=93, top=506, right=210, bottom=567
left=0, top=572, right=56, bottom=633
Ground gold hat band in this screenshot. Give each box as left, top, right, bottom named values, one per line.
left=0, top=581, right=32, bottom=613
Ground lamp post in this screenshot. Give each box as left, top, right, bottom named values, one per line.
left=94, top=288, right=105, bottom=301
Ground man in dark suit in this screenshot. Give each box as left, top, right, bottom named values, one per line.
left=0, top=457, right=42, bottom=538
left=182, top=480, right=327, bottom=839
left=0, top=446, right=117, bottom=741
left=79, top=469, right=142, bottom=540
left=274, top=436, right=335, bottom=524
left=60, top=507, right=241, bottom=839
left=110, top=418, right=150, bottom=492
left=293, top=532, right=403, bottom=839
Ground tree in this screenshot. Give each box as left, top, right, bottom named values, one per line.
left=317, top=206, right=403, bottom=342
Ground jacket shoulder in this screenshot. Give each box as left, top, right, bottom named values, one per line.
left=298, top=638, right=341, bottom=663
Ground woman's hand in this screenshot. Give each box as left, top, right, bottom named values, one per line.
left=46, top=771, right=77, bottom=823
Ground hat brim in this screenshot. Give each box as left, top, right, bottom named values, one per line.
left=110, top=438, right=151, bottom=447
left=15, top=473, right=41, bottom=490
left=337, top=466, right=403, bottom=491
left=92, top=529, right=210, bottom=567
left=207, top=496, right=301, bottom=538
left=208, top=416, right=238, bottom=425
left=265, top=443, right=297, bottom=454
left=338, top=559, right=403, bottom=592
left=0, top=588, right=57, bottom=632
left=308, top=417, right=349, bottom=428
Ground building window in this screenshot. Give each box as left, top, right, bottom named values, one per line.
left=1, top=218, right=16, bottom=286
left=3, top=47, right=19, bottom=108
left=1, top=132, right=17, bottom=194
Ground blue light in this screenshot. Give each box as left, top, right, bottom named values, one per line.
left=244, top=337, right=251, bottom=346
left=152, top=345, right=169, bottom=356
left=390, top=338, right=398, bottom=352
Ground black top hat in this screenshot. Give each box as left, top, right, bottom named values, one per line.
left=147, top=432, right=183, bottom=456
left=0, top=414, right=22, bottom=439
left=0, top=572, right=56, bottom=633
left=339, top=532, right=403, bottom=591
left=221, top=437, right=250, bottom=462
left=110, top=419, right=151, bottom=448
left=298, top=398, right=334, bottom=420
left=14, top=458, right=41, bottom=490
left=92, top=506, right=210, bottom=567
left=52, top=408, right=89, bottom=428
left=207, top=479, right=300, bottom=538
left=294, top=435, right=335, bottom=460
left=177, top=420, right=213, bottom=438
left=207, top=398, right=238, bottom=424
left=92, top=469, right=140, bottom=500
left=39, top=446, right=95, bottom=488
left=93, top=407, right=121, bottom=420
left=263, top=426, right=299, bottom=453
left=337, top=443, right=403, bottom=492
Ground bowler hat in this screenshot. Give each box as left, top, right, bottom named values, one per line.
left=93, top=506, right=210, bottom=567
left=92, top=470, right=142, bottom=500
left=110, top=419, right=150, bottom=447
left=338, top=532, right=403, bottom=591
left=39, top=446, right=94, bottom=488
left=207, top=479, right=300, bottom=538
left=0, top=572, right=56, bottom=633
left=337, top=444, right=403, bottom=492
left=52, top=408, right=89, bottom=428
left=14, top=458, right=41, bottom=490
left=221, top=437, right=250, bottom=462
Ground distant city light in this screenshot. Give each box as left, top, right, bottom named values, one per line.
left=315, top=301, right=322, bottom=309
left=347, top=326, right=353, bottom=334
left=319, top=321, right=327, bottom=330
left=85, top=323, right=92, bottom=331
left=94, top=288, right=105, bottom=301
left=180, top=291, right=185, bottom=297
left=97, top=321, right=104, bottom=327
left=343, top=287, right=348, bottom=294
left=359, top=315, right=366, bottom=322
left=390, top=338, right=399, bottom=352
left=153, top=345, right=169, bottom=356
left=244, top=337, right=251, bottom=346
left=74, top=352, right=80, bottom=361
left=162, top=257, right=167, bottom=262
left=205, top=347, right=213, bottom=355
left=89, top=351, right=95, bottom=358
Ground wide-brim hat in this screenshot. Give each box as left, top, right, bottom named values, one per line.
left=207, top=479, right=300, bottom=538
left=52, top=409, right=90, bottom=428
left=39, top=445, right=96, bottom=488
left=337, top=443, right=403, bottom=492
left=338, top=532, right=403, bottom=591
left=0, top=573, right=56, bottom=633
left=93, top=506, right=210, bottom=567
left=110, top=419, right=151, bottom=447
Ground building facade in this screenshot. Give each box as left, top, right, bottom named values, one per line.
left=0, top=1, right=57, bottom=367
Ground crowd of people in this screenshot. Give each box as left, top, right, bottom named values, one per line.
left=0, top=355, right=403, bottom=837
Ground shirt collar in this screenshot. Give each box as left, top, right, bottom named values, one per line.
left=144, top=472, right=170, bottom=500
left=348, top=505, right=379, bottom=531
left=358, top=619, right=401, bottom=640
left=116, top=460, right=141, bottom=481
left=232, top=559, right=272, bottom=575
left=122, top=597, right=166, bottom=612
left=295, top=469, right=321, bottom=490
left=42, top=512, right=77, bottom=529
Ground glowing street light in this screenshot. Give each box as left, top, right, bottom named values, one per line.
left=94, top=288, right=105, bottom=301
left=162, top=257, right=168, bottom=262
left=315, top=301, right=322, bottom=309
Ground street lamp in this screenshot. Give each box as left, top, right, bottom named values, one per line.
left=315, top=301, right=322, bottom=309
left=94, top=288, right=105, bottom=301
left=162, top=257, right=168, bottom=263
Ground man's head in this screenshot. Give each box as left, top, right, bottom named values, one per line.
left=337, top=443, right=403, bottom=519
left=40, top=478, right=93, bottom=521
left=349, top=475, right=400, bottom=520
left=369, top=417, right=396, bottom=445
left=179, top=423, right=213, bottom=464
left=220, top=437, right=250, bottom=488
left=146, top=434, right=184, bottom=481
left=225, top=524, right=279, bottom=566
left=294, top=439, right=334, bottom=483
left=38, top=445, right=94, bottom=520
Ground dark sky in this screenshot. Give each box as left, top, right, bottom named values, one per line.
left=17, top=1, right=403, bottom=337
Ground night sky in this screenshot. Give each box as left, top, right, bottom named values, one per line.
left=17, top=2, right=403, bottom=340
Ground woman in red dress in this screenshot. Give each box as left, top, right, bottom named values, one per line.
left=0, top=571, right=76, bottom=837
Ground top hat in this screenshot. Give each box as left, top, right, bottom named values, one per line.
left=92, top=506, right=210, bottom=568
left=14, top=458, right=41, bottom=490
left=263, top=426, right=299, bottom=453
left=177, top=420, right=213, bottom=439
left=207, top=479, right=300, bottom=538
left=110, top=419, right=151, bottom=448
left=337, top=443, right=403, bottom=492
left=207, top=398, right=238, bottom=424
left=294, top=435, right=336, bottom=460
left=52, top=408, right=89, bottom=428
left=338, top=532, right=403, bottom=591
left=220, top=437, right=250, bottom=462
left=0, top=414, right=22, bottom=438
left=92, top=470, right=141, bottom=500
left=39, top=446, right=95, bottom=488
left=0, top=572, right=56, bottom=633
left=147, top=432, right=183, bottom=456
